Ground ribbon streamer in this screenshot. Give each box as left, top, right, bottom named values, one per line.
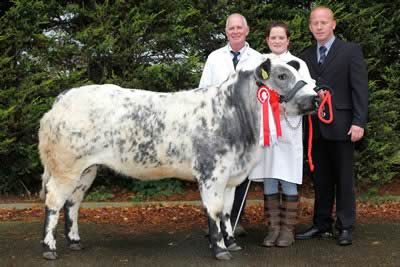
left=257, top=86, right=282, bottom=146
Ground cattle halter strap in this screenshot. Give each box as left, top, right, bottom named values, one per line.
left=279, top=80, right=307, bottom=103
left=256, top=80, right=308, bottom=104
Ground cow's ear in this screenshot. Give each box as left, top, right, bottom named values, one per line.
left=256, top=58, right=271, bottom=80
left=287, top=60, right=300, bottom=71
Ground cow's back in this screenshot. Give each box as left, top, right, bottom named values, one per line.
left=38, top=84, right=204, bottom=181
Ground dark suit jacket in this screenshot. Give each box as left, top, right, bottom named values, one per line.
left=301, top=38, right=368, bottom=141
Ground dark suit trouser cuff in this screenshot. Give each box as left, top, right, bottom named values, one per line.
left=230, top=178, right=250, bottom=224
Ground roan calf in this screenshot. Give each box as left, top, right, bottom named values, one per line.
left=38, top=59, right=318, bottom=260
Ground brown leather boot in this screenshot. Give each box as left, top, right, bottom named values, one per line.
left=277, top=194, right=299, bottom=247
left=262, top=193, right=280, bottom=247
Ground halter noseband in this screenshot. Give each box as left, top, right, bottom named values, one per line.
left=279, top=80, right=307, bottom=103
left=256, top=80, right=308, bottom=103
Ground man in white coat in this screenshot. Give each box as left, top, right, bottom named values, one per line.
left=249, top=22, right=315, bottom=247
left=199, top=13, right=264, bottom=236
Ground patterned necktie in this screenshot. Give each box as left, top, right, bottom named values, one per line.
left=231, top=51, right=240, bottom=69
left=319, top=46, right=327, bottom=65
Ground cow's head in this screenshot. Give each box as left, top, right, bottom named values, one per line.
left=254, top=58, right=318, bottom=116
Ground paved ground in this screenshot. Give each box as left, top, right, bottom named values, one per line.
left=1, top=220, right=399, bottom=267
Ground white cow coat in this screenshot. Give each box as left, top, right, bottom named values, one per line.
left=199, top=42, right=264, bottom=88
left=249, top=51, right=314, bottom=184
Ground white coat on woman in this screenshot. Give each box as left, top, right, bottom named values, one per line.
left=249, top=51, right=314, bottom=184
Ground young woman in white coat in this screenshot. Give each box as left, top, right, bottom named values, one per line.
left=249, top=22, right=314, bottom=247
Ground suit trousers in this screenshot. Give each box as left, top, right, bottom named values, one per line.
left=230, top=177, right=250, bottom=226
left=311, top=138, right=356, bottom=230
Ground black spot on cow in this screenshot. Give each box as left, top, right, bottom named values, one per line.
left=53, top=121, right=67, bottom=141
left=116, top=138, right=126, bottom=154
left=192, top=106, right=199, bottom=115
left=121, top=105, right=166, bottom=139
left=211, top=117, right=216, bottom=127
left=167, top=142, right=181, bottom=158
left=71, top=131, right=83, bottom=139
left=178, top=124, right=188, bottom=134
left=127, top=139, right=138, bottom=152
left=132, top=140, right=161, bottom=165
left=211, top=99, right=218, bottom=114
left=81, top=167, right=92, bottom=176
left=192, top=138, right=217, bottom=182
left=216, top=70, right=258, bottom=150
left=192, top=134, right=231, bottom=183
left=90, top=135, right=101, bottom=144
left=200, top=117, right=207, bottom=128
left=72, top=185, right=82, bottom=194
left=63, top=200, right=77, bottom=243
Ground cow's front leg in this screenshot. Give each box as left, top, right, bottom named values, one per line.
left=221, top=186, right=242, bottom=251
left=200, top=182, right=232, bottom=260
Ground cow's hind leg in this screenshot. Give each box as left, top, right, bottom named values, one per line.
left=200, top=182, right=232, bottom=260
left=64, top=166, right=97, bottom=251
left=221, top=186, right=242, bottom=251
left=42, top=174, right=79, bottom=260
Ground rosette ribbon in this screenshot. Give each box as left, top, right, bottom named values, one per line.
left=257, top=86, right=282, bottom=146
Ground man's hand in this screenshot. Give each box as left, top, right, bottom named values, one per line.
left=317, top=89, right=327, bottom=98
left=347, top=125, right=364, bottom=142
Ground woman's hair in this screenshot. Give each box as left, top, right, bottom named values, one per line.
left=265, top=22, right=290, bottom=39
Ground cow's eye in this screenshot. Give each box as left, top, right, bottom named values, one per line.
left=278, top=74, right=287, bottom=80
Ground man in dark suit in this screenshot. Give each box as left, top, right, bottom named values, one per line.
left=295, top=6, right=368, bottom=246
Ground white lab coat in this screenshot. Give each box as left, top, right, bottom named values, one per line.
left=248, top=51, right=314, bottom=184
left=199, top=42, right=264, bottom=88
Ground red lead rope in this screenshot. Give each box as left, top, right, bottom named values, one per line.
left=307, top=91, right=333, bottom=172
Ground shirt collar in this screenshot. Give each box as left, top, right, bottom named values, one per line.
left=227, top=42, right=249, bottom=57
left=318, top=36, right=335, bottom=53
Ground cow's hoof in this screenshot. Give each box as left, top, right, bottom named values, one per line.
left=215, top=251, right=232, bottom=260
left=68, top=242, right=84, bottom=251
left=227, top=242, right=242, bottom=251
left=43, top=251, right=58, bottom=260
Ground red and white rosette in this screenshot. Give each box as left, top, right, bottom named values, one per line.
left=257, top=86, right=282, bottom=146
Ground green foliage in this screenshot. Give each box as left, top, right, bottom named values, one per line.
left=0, top=0, right=399, bottom=194
left=128, top=179, right=184, bottom=202
left=359, top=191, right=400, bottom=204
left=356, top=64, right=400, bottom=184
left=86, top=186, right=115, bottom=201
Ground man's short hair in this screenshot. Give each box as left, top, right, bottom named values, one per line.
left=225, top=13, right=248, bottom=30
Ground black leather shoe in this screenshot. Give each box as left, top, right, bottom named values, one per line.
left=295, top=226, right=333, bottom=240
left=337, top=229, right=352, bottom=246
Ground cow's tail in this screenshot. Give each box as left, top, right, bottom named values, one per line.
left=40, top=167, right=50, bottom=200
